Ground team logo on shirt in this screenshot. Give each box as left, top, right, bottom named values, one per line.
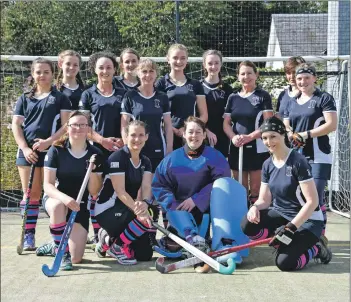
left=47, top=96, right=56, bottom=104
left=110, top=162, right=119, bottom=168
left=307, top=169, right=312, bottom=177
left=308, top=99, right=316, bottom=109
left=286, top=166, right=293, bottom=177
left=154, top=99, right=160, bottom=108
left=251, top=96, right=260, bottom=106
left=78, top=100, right=83, bottom=107
left=141, top=165, right=145, bottom=175
left=115, top=96, right=122, bottom=103
left=44, top=154, right=49, bottom=161
left=219, top=90, right=225, bottom=98
left=187, top=84, right=194, bottom=92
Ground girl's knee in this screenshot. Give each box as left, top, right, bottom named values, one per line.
left=275, top=253, right=296, bottom=272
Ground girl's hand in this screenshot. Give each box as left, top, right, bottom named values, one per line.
left=247, top=205, right=260, bottom=224
left=23, top=147, right=38, bottom=164
left=101, top=137, right=119, bottom=151
left=33, top=138, right=52, bottom=152
left=63, top=198, right=80, bottom=212
left=206, top=129, right=217, bottom=147
left=176, top=197, right=196, bottom=212
left=134, top=201, right=149, bottom=216
left=231, top=135, right=242, bottom=147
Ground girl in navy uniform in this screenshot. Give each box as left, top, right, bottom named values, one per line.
left=56, top=50, right=85, bottom=110
left=113, top=48, right=140, bottom=91
left=36, top=111, right=103, bottom=270
left=241, top=117, right=332, bottom=271
left=12, top=58, right=72, bottom=250
left=94, top=121, right=153, bottom=265
left=276, top=56, right=306, bottom=119
left=121, top=58, right=173, bottom=172
left=223, top=61, right=273, bottom=205
left=283, top=63, right=337, bottom=238
left=79, top=52, right=126, bottom=156
left=201, top=49, right=233, bottom=156
left=155, top=44, right=208, bottom=150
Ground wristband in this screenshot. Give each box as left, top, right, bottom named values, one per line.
left=286, top=222, right=297, bottom=232
left=307, top=130, right=312, bottom=139
left=143, top=199, right=153, bottom=205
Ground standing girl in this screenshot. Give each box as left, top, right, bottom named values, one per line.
left=155, top=44, right=208, bottom=150
left=276, top=56, right=306, bottom=119
left=56, top=50, right=85, bottom=110
left=12, top=58, right=72, bottom=250
left=201, top=50, right=233, bottom=156
left=283, top=63, right=337, bottom=238
left=113, top=48, right=140, bottom=91
left=223, top=61, right=273, bottom=206
left=37, top=111, right=103, bottom=270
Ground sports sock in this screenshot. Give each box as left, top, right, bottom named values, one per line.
left=50, top=222, right=68, bottom=252
left=295, top=245, right=319, bottom=270
left=20, top=200, right=40, bottom=234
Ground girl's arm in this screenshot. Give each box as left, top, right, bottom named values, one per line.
left=196, top=95, right=208, bottom=124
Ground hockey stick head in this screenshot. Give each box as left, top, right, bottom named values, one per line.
left=155, top=257, right=167, bottom=274
left=16, top=245, right=23, bottom=255
left=42, top=264, right=56, bottom=277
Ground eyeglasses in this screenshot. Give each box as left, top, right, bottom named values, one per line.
left=68, top=123, right=89, bottom=129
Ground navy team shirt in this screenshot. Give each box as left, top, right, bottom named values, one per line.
left=95, top=145, right=152, bottom=216
left=155, top=74, right=205, bottom=129
left=121, top=90, right=171, bottom=159
left=59, top=84, right=85, bottom=110
left=262, top=150, right=324, bottom=238
left=152, top=146, right=231, bottom=213
left=13, top=88, right=72, bottom=147
left=201, top=80, right=233, bottom=155
left=44, top=141, right=103, bottom=206
left=79, top=84, right=126, bottom=139
left=276, top=86, right=296, bottom=118
left=283, top=89, right=337, bottom=164
left=113, top=75, right=140, bottom=91
left=224, top=88, right=273, bottom=153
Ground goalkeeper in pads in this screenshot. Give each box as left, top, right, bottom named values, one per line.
left=241, top=117, right=332, bottom=271
left=152, top=116, right=250, bottom=273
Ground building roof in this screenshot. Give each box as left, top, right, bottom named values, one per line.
left=271, top=14, right=327, bottom=56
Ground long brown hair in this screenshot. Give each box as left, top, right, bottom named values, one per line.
left=53, top=111, right=92, bottom=147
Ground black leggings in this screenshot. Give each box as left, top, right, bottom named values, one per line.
left=241, top=209, right=319, bottom=271
left=96, top=202, right=153, bottom=261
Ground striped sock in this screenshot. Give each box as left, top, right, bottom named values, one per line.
left=50, top=222, right=69, bottom=253
left=321, top=204, right=327, bottom=235
left=20, top=200, right=40, bottom=234
left=248, top=228, right=269, bottom=241
left=295, top=245, right=319, bottom=270
left=89, top=197, right=100, bottom=240
left=119, top=218, right=150, bottom=245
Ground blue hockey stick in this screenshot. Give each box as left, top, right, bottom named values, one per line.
left=42, top=161, right=94, bottom=277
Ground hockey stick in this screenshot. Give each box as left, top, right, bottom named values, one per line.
left=156, top=237, right=272, bottom=274
left=42, top=161, right=94, bottom=277
left=152, top=222, right=236, bottom=275
left=238, top=145, right=243, bottom=184
left=17, top=162, right=36, bottom=255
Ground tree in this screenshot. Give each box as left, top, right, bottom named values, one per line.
left=1, top=1, right=122, bottom=55
left=108, top=0, right=230, bottom=56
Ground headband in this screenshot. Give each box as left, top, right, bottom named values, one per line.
left=296, top=67, right=316, bottom=76
left=260, top=120, right=286, bottom=135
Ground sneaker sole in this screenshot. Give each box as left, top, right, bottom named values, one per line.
left=106, top=250, right=137, bottom=266
left=60, top=265, right=73, bottom=271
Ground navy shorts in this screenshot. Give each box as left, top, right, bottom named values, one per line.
left=310, top=163, right=331, bottom=180
left=228, top=143, right=269, bottom=171
left=16, top=148, right=46, bottom=167
left=42, top=194, right=90, bottom=232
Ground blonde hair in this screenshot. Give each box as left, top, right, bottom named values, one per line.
left=167, top=43, right=188, bottom=57
left=137, top=58, right=158, bottom=76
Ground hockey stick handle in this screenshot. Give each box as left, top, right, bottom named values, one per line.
left=238, top=146, right=243, bottom=184
left=76, top=161, right=94, bottom=204
left=152, top=222, right=235, bottom=275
